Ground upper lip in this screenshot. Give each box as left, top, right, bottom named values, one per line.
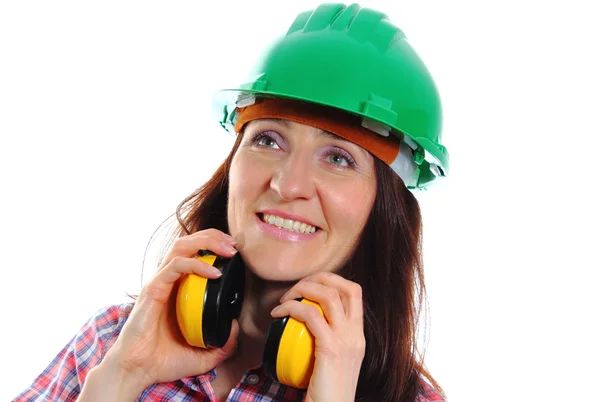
left=258, top=209, right=319, bottom=228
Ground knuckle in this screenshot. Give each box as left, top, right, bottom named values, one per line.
left=323, top=287, right=339, bottom=302
left=143, top=281, right=170, bottom=303
left=356, top=334, right=366, bottom=351
left=349, top=282, right=363, bottom=298
left=201, top=228, right=226, bottom=240
left=319, top=271, right=336, bottom=280
left=169, top=255, right=186, bottom=267
left=172, top=237, right=188, bottom=252
left=307, top=305, right=322, bottom=320
left=197, top=228, right=216, bottom=237
left=172, top=231, right=223, bottom=256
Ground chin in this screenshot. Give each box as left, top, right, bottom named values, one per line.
left=238, top=247, right=314, bottom=283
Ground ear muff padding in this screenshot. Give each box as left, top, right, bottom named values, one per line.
left=263, top=298, right=323, bottom=389
left=263, top=315, right=288, bottom=381
left=202, top=252, right=245, bottom=348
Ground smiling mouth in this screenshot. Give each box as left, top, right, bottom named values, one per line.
left=257, top=213, right=320, bottom=234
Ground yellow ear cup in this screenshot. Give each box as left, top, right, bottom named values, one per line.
left=277, top=299, right=323, bottom=388
left=263, top=298, right=324, bottom=389
left=175, top=252, right=217, bottom=348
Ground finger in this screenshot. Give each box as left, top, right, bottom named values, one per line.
left=162, top=231, right=237, bottom=269
left=174, top=230, right=237, bottom=255
left=156, top=256, right=223, bottom=283
left=270, top=300, right=333, bottom=345
left=299, top=272, right=363, bottom=324
left=144, top=257, right=222, bottom=303
left=188, top=228, right=236, bottom=244
left=280, top=281, right=345, bottom=328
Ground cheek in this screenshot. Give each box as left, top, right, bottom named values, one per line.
left=228, top=155, right=244, bottom=192
left=227, top=153, right=271, bottom=220
left=324, top=180, right=376, bottom=235
left=227, top=156, right=246, bottom=231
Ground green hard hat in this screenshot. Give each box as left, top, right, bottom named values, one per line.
left=213, top=3, right=448, bottom=189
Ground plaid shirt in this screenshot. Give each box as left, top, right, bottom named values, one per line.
left=15, top=304, right=444, bottom=401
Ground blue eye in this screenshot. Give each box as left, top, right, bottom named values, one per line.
left=252, top=132, right=280, bottom=149
left=324, top=149, right=356, bottom=168
left=327, top=154, right=347, bottom=166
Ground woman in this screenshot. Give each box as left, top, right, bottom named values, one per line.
left=16, top=3, right=448, bottom=401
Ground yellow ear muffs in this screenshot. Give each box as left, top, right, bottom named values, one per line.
left=176, top=250, right=323, bottom=389
left=176, top=250, right=244, bottom=348
left=263, top=298, right=324, bottom=389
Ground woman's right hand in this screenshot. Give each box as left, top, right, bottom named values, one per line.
left=87, top=229, right=240, bottom=395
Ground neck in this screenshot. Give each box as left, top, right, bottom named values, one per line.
left=226, top=270, right=294, bottom=369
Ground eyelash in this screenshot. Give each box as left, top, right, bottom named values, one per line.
left=250, top=131, right=357, bottom=168
left=322, top=148, right=356, bottom=168
left=251, top=131, right=278, bottom=148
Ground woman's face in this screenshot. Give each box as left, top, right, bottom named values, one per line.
left=227, top=118, right=377, bottom=281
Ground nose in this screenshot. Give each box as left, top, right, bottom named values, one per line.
left=270, top=152, right=316, bottom=201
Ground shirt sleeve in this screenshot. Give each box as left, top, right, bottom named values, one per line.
left=13, top=303, right=133, bottom=402
left=417, top=378, right=446, bottom=402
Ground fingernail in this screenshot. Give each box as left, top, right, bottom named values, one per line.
left=210, top=266, right=223, bottom=276
left=271, top=306, right=282, bottom=315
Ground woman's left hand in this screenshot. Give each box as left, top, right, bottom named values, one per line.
left=270, top=271, right=366, bottom=402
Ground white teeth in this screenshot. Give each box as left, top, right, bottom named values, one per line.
left=275, top=216, right=284, bottom=227
left=262, top=214, right=317, bottom=234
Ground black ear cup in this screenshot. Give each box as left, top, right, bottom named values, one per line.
left=263, top=313, right=289, bottom=379
left=201, top=252, right=245, bottom=348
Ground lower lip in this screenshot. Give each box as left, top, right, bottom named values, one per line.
left=256, top=214, right=320, bottom=242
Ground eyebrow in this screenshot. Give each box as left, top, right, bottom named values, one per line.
left=258, top=118, right=371, bottom=159
left=267, top=118, right=344, bottom=141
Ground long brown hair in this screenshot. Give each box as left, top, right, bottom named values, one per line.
left=161, top=133, right=444, bottom=401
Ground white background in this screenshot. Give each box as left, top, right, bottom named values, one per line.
left=1, top=1, right=599, bottom=401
